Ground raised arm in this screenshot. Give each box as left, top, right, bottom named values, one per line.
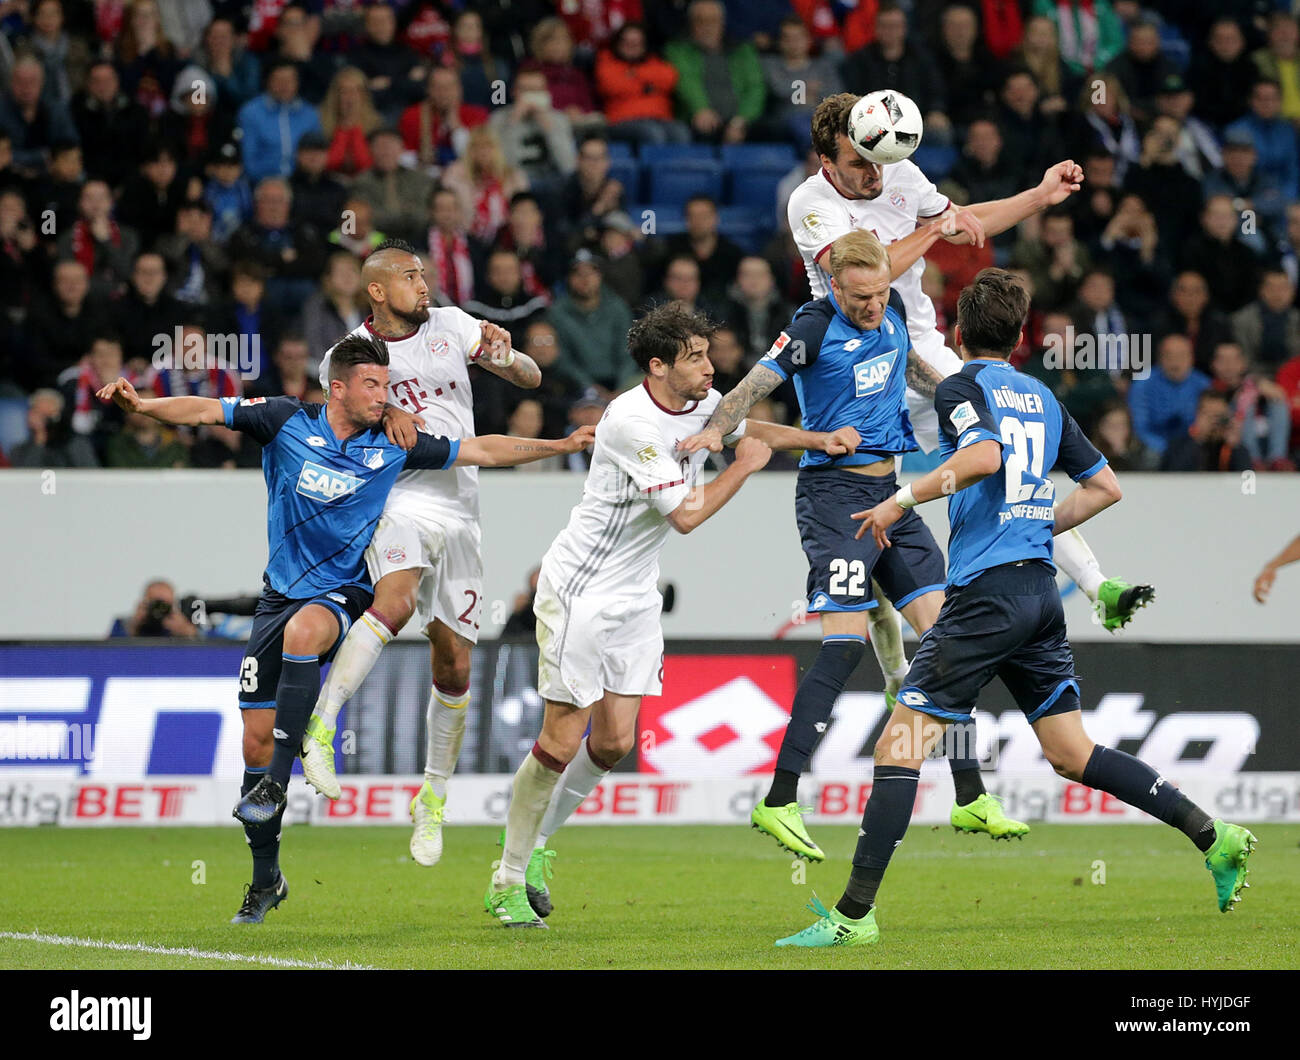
left=904, top=347, right=945, bottom=400
left=96, top=377, right=225, bottom=426
left=454, top=426, right=595, bottom=468
left=677, top=362, right=784, bottom=454
left=743, top=419, right=862, bottom=456
left=474, top=320, right=542, bottom=389
left=664, top=437, right=772, bottom=534
left=950, top=161, right=1084, bottom=244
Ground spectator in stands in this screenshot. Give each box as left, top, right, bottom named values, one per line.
left=8, top=387, right=97, bottom=466
left=1231, top=269, right=1300, bottom=373
left=269, top=2, right=339, bottom=106
left=1009, top=15, right=1073, bottom=119
left=106, top=391, right=191, bottom=468
left=1276, top=202, right=1300, bottom=289
left=1187, top=17, right=1255, bottom=131
left=236, top=60, right=322, bottom=184
left=288, top=130, right=346, bottom=236
left=114, top=0, right=181, bottom=122
left=300, top=251, right=364, bottom=373
left=33, top=141, right=84, bottom=239
left=351, top=127, right=434, bottom=245
left=1225, top=80, right=1299, bottom=202
left=840, top=3, right=947, bottom=140
left=118, top=144, right=196, bottom=252
left=1180, top=194, right=1262, bottom=315
left=328, top=196, right=385, bottom=260
left=190, top=418, right=263, bottom=468
left=705, top=322, right=747, bottom=394
left=523, top=16, right=601, bottom=136
left=0, top=54, right=79, bottom=181
left=57, top=180, right=139, bottom=301
left=423, top=187, right=481, bottom=306
left=1208, top=339, right=1294, bottom=469
left=1128, top=332, right=1211, bottom=456
left=546, top=249, right=633, bottom=391
left=1067, top=72, right=1139, bottom=183
left=1152, top=74, right=1221, bottom=180
left=639, top=253, right=723, bottom=321
left=490, top=67, right=578, bottom=191
left=1089, top=399, right=1158, bottom=471
left=1252, top=12, right=1300, bottom=123
left=1158, top=270, right=1235, bottom=374
left=1104, top=18, right=1170, bottom=125
left=0, top=187, right=41, bottom=325
left=664, top=194, right=744, bottom=303
left=1070, top=266, right=1130, bottom=375
left=59, top=334, right=126, bottom=461
left=20, top=0, right=91, bottom=107
left=666, top=0, right=765, bottom=145
left=464, top=248, right=550, bottom=333
left=158, top=198, right=230, bottom=308
left=258, top=333, right=321, bottom=404
left=757, top=15, right=843, bottom=150
left=519, top=319, right=578, bottom=439
left=1204, top=131, right=1285, bottom=253
left=227, top=177, right=327, bottom=314
left=196, top=16, right=261, bottom=120
left=108, top=579, right=201, bottom=637
left=1125, top=117, right=1208, bottom=256
left=204, top=140, right=253, bottom=244
left=1063, top=149, right=1120, bottom=250
left=1032, top=0, right=1124, bottom=77
left=160, top=64, right=236, bottom=173
left=495, top=191, right=564, bottom=298
left=70, top=61, right=150, bottom=189
left=399, top=65, right=488, bottom=170
left=722, top=255, right=793, bottom=365
left=996, top=67, right=1067, bottom=186
left=934, top=3, right=1004, bottom=131
left=441, top=125, right=529, bottom=244
left=319, top=67, right=380, bottom=179
left=148, top=321, right=242, bottom=406
left=26, top=260, right=109, bottom=390
left=1094, top=194, right=1170, bottom=322
left=351, top=1, right=427, bottom=123
left=595, top=20, right=690, bottom=147
left=1160, top=389, right=1252, bottom=472
left=1013, top=206, right=1089, bottom=311
left=594, top=211, right=645, bottom=308
left=213, top=262, right=284, bottom=385
left=447, top=8, right=512, bottom=111
left=560, top=134, right=625, bottom=250
left=949, top=119, right=1020, bottom=248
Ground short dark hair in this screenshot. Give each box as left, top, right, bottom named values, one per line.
left=956, top=268, right=1030, bottom=358
left=328, top=333, right=389, bottom=382
left=509, top=191, right=540, bottom=212
left=371, top=237, right=417, bottom=256
left=810, top=92, right=859, bottom=161
left=628, top=301, right=715, bottom=373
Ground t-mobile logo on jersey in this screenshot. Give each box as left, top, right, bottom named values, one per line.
left=391, top=378, right=429, bottom=413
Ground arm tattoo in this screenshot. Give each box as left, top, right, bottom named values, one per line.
left=706, top=364, right=783, bottom=436
left=487, top=352, right=542, bottom=389
left=905, top=349, right=944, bottom=399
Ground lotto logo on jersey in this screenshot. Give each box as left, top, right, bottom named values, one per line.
left=295, top=461, right=363, bottom=503
left=853, top=351, right=896, bottom=398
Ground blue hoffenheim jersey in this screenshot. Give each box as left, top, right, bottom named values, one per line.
left=934, top=360, right=1106, bottom=587
left=221, top=396, right=459, bottom=598
left=758, top=290, right=916, bottom=468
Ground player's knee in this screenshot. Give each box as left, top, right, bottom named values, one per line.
left=242, top=726, right=273, bottom=766
left=432, top=656, right=471, bottom=693
left=373, top=587, right=415, bottom=630
left=1043, top=744, right=1087, bottom=782
left=589, top=734, right=634, bottom=766
left=537, top=730, right=580, bottom=766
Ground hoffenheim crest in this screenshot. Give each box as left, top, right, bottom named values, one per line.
left=362, top=448, right=385, bottom=469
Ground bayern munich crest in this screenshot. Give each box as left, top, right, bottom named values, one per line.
left=431, top=337, right=450, bottom=357
left=385, top=546, right=407, bottom=564
left=889, top=190, right=906, bottom=210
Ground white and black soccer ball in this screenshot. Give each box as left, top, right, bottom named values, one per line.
left=847, top=90, right=924, bottom=165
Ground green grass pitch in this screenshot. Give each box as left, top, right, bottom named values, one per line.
left=1, top=823, right=1294, bottom=970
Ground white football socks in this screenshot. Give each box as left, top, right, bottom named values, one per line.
left=314, top=610, right=393, bottom=728
left=1054, top=527, right=1106, bottom=601
left=866, top=589, right=910, bottom=696
left=538, top=737, right=612, bottom=847
left=495, top=746, right=565, bottom=888
left=424, top=684, right=469, bottom=798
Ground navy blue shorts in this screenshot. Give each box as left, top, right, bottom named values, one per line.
left=899, top=560, right=1080, bottom=723
left=795, top=467, right=946, bottom=613
left=237, top=584, right=372, bottom=707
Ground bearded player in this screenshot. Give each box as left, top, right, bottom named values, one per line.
left=299, top=238, right=543, bottom=868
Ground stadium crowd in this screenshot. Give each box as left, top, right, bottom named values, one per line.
left=0, top=0, right=1299, bottom=474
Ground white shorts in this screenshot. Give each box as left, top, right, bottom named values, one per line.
left=533, top=570, right=664, bottom=707
left=905, top=329, right=963, bottom=454
left=364, top=509, right=483, bottom=642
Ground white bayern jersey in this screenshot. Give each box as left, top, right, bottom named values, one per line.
left=542, top=381, right=745, bottom=602
left=787, top=161, right=951, bottom=346
left=320, top=308, right=484, bottom=521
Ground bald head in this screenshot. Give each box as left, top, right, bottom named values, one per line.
left=361, top=243, right=430, bottom=333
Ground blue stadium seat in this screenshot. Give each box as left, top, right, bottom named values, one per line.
left=607, top=157, right=642, bottom=201
left=0, top=397, right=29, bottom=457
left=647, top=160, right=724, bottom=205
left=639, top=143, right=717, bottom=166
left=911, top=143, right=957, bottom=181
left=727, top=168, right=786, bottom=221
left=720, top=143, right=798, bottom=171
left=631, top=203, right=686, bottom=238
left=718, top=205, right=767, bottom=254
left=606, top=140, right=634, bottom=159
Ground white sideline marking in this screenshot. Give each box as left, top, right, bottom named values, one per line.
left=0, top=931, right=373, bottom=970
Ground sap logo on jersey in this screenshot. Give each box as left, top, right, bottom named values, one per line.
left=296, top=461, right=362, bottom=502
left=853, top=351, right=896, bottom=398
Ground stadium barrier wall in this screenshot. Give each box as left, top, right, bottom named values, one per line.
left=2, top=640, right=1295, bottom=825
left=2, top=470, right=1298, bottom=643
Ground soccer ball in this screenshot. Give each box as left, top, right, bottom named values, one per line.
left=847, top=91, right=924, bottom=165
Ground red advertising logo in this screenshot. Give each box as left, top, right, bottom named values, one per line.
left=638, top=655, right=797, bottom=776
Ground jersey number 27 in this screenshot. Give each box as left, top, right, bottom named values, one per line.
left=999, top=416, right=1053, bottom=504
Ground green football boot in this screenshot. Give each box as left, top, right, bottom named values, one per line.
left=951, top=792, right=1030, bottom=840
left=1204, top=820, right=1257, bottom=912
left=1095, top=578, right=1155, bottom=632
left=483, top=882, right=547, bottom=928
left=526, top=846, right=556, bottom=918
left=750, top=800, right=825, bottom=861
left=775, top=896, right=879, bottom=948
left=300, top=714, right=340, bottom=799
